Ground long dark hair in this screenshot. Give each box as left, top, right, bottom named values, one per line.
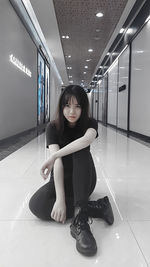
left=55, top=85, right=90, bottom=135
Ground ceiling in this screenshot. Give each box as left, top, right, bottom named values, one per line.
left=52, top=0, right=129, bottom=88
left=28, top=0, right=137, bottom=88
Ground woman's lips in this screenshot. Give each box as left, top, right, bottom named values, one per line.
left=68, top=116, right=76, bottom=119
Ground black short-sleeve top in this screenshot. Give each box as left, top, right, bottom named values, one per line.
left=46, top=118, right=98, bottom=178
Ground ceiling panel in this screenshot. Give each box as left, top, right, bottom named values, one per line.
left=53, top=0, right=129, bottom=88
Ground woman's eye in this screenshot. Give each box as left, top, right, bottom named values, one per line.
left=76, top=105, right=81, bottom=108
left=65, top=104, right=70, bottom=107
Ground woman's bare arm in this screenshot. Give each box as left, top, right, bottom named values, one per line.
left=48, top=144, right=65, bottom=202
left=54, top=128, right=97, bottom=159
left=48, top=144, right=66, bottom=223
left=40, top=128, right=97, bottom=178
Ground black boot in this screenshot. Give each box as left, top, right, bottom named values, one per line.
left=87, top=196, right=114, bottom=225
left=70, top=206, right=97, bottom=256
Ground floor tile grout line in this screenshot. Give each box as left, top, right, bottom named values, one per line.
left=0, top=219, right=38, bottom=222
left=128, top=221, right=150, bottom=267
left=97, top=159, right=124, bottom=221
left=21, top=157, right=40, bottom=178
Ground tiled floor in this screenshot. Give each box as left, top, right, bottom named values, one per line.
left=0, top=129, right=38, bottom=161
left=0, top=124, right=150, bottom=267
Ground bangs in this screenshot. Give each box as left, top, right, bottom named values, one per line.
left=62, top=93, right=81, bottom=106
left=56, top=85, right=89, bottom=134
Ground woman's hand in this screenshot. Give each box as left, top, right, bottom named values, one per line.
left=40, top=155, right=56, bottom=180
left=51, top=200, right=66, bottom=224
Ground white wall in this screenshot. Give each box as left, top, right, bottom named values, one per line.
left=49, top=67, right=62, bottom=120
left=92, top=87, right=98, bottom=120
left=102, top=74, right=108, bottom=124
left=87, top=91, right=92, bottom=117
left=98, top=80, right=103, bottom=121
left=0, top=0, right=37, bottom=140
left=107, top=60, right=118, bottom=126
left=130, top=20, right=150, bottom=136
left=92, top=90, right=96, bottom=120
left=117, top=46, right=129, bottom=130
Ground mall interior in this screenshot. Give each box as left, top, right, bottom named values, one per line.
left=0, top=0, right=150, bottom=266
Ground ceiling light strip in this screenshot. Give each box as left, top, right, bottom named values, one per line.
left=19, top=0, right=63, bottom=84
left=90, top=0, right=141, bottom=84
left=103, top=45, right=128, bottom=76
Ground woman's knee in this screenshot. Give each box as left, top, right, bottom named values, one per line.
left=29, top=193, right=53, bottom=221
left=29, top=191, right=41, bottom=217
left=28, top=183, right=55, bottom=220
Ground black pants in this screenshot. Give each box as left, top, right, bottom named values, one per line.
left=29, top=149, right=97, bottom=220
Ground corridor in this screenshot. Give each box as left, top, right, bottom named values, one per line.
left=0, top=123, right=149, bottom=267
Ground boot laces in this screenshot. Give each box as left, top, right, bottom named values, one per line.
left=97, top=197, right=108, bottom=209
left=74, top=213, right=93, bottom=233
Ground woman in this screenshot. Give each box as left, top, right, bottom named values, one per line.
left=29, top=85, right=114, bottom=256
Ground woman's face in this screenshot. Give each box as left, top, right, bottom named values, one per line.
left=63, top=96, right=82, bottom=127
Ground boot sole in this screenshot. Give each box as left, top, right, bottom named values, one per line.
left=103, top=205, right=114, bottom=225
left=70, top=230, right=97, bottom=256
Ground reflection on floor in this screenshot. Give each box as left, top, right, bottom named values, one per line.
left=0, top=129, right=38, bottom=161
left=0, top=123, right=150, bottom=267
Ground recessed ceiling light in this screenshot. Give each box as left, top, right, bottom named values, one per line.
left=67, top=67, right=72, bottom=69
left=84, top=66, right=88, bottom=69
left=69, top=75, right=72, bottom=78
left=107, top=52, right=110, bottom=56
left=96, top=12, right=103, bottom=18
left=96, top=29, right=100, bottom=32
left=86, top=59, right=92, bottom=62
left=65, top=55, right=71, bottom=58
left=136, top=50, right=144, bottom=53
left=145, top=15, right=150, bottom=23
left=69, top=80, right=73, bottom=83
left=83, top=72, right=87, bottom=74
left=62, top=35, right=70, bottom=39
left=126, top=28, right=133, bottom=34
left=112, top=52, right=117, bottom=56
left=88, top=49, right=93, bottom=52
left=120, top=28, right=124, bottom=34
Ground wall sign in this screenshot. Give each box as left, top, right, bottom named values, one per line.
left=9, top=54, right=32, bottom=77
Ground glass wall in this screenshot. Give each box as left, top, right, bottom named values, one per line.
left=45, top=64, right=50, bottom=122
left=38, top=53, right=45, bottom=125
left=117, top=46, right=129, bottom=130
left=37, top=52, right=50, bottom=125
left=107, top=60, right=118, bottom=126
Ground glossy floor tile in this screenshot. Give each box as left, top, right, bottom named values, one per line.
left=129, top=221, right=150, bottom=266
left=0, top=124, right=150, bottom=267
